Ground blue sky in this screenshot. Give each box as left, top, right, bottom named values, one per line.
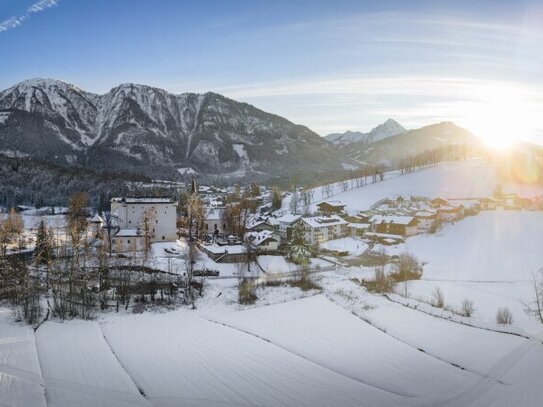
left=1, top=0, right=542, bottom=143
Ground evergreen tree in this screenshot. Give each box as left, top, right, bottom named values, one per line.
left=35, top=219, right=51, bottom=265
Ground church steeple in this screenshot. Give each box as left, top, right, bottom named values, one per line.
left=190, top=178, right=198, bottom=195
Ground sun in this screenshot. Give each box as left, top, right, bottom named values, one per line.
left=463, top=84, right=537, bottom=150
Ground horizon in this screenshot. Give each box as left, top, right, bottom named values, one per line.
left=1, top=0, right=542, bottom=145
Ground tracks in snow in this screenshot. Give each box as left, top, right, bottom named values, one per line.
left=202, top=315, right=417, bottom=399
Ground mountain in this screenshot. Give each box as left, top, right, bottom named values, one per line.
left=0, top=78, right=345, bottom=181
left=345, top=121, right=480, bottom=166
left=324, top=119, right=405, bottom=146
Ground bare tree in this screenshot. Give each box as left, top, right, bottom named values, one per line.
left=459, top=298, right=475, bottom=317
left=525, top=270, right=543, bottom=324
left=432, top=287, right=445, bottom=308
left=140, top=206, right=157, bottom=263
left=182, top=242, right=201, bottom=308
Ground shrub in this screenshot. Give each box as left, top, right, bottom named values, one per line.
left=238, top=279, right=257, bottom=305
left=290, top=266, right=320, bottom=291
left=459, top=299, right=475, bottom=317
left=431, top=287, right=445, bottom=308
left=496, top=307, right=513, bottom=325
left=359, top=269, right=393, bottom=293
left=389, top=252, right=423, bottom=282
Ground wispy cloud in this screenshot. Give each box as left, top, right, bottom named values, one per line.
left=0, top=0, right=59, bottom=33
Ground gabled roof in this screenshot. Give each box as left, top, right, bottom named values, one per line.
left=246, top=230, right=278, bottom=247
left=277, top=213, right=301, bottom=224
left=317, top=200, right=346, bottom=208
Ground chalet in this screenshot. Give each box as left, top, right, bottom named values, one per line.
left=437, top=204, right=464, bottom=222
left=370, top=215, right=418, bottom=237
left=414, top=210, right=437, bottom=232
left=296, top=215, right=348, bottom=245
left=111, top=197, right=177, bottom=252
left=245, top=230, right=280, bottom=253
left=316, top=201, right=346, bottom=215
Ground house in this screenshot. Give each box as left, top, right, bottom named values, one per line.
left=276, top=213, right=301, bottom=241
left=246, top=218, right=275, bottom=233
left=316, top=201, right=346, bottom=215
left=296, top=215, right=348, bottom=245
left=437, top=204, right=464, bottom=222
left=414, top=210, right=437, bottom=232
left=203, top=206, right=226, bottom=235
left=111, top=197, right=177, bottom=252
left=430, top=197, right=449, bottom=208
left=370, top=215, right=418, bottom=237
left=245, top=230, right=280, bottom=252
left=347, top=223, right=371, bottom=237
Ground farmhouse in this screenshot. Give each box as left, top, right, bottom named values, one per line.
left=297, top=215, right=348, bottom=245
left=111, top=197, right=177, bottom=252
left=370, top=215, right=418, bottom=237
left=317, top=201, right=346, bottom=215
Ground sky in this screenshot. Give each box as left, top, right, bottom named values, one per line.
left=1, top=0, right=542, bottom=144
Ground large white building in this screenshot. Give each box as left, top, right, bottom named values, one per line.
left=296, top=215, right=348, bottom=246
left=111, top=197, right=177, bottom=252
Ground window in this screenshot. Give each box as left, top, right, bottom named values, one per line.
left=127, top=239, right=130, bottom=244
left=162, top=236, right=165, bottom=240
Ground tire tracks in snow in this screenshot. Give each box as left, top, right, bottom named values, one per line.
left=201, top=315, right=417, bottom=399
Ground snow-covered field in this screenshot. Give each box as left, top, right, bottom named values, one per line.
left=320, top=236, right=368, bottom=256
left=383, top=211, right=543, bottom=335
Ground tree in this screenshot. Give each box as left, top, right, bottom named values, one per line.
left=271, top=187, right=282, bottom=210
left=431, top=286, right=445, bottom=308
left=389, top=252, right=423, bottom=282
left=459, top=298, right=475, bottom=317
left=249, top=182, right=261, bottom=197
left=35, top=219, right=51, bottom=266
left=289, top=187, right=299, bottom=214
left=288, top=222, right=310, bottom=265
left=186, top=195, right=204, bottom=241
left=525, top=270, right=543, bottom=324
left=182, top=242, right=201, bottom=308
left=140, top=207, right=157, bottom=262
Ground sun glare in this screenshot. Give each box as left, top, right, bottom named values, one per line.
left=464, top=85, right=537, bottom=150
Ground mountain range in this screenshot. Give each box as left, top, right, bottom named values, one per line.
left=324, top=119, right=406, bottom=146
left=0, top=78, right=344, bottom=182
left=0, top=78, right=480, bottom=184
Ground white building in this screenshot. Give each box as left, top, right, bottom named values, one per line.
left=297, top=215, right=348, bottom=246
left=111, top=197, right=177, bottom=252
left=245, top=230, right=280, bottom=252
left=276, top=214, right=301, bottom=241
left=203, top=206, right=226, bottom=235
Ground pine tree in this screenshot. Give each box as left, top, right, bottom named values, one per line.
left=35, top=220, right=51, bottom=265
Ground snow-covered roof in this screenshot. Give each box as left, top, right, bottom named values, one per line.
left=415, top=210, right=437, bottom=218
left=301, top=215, right=348, bottom=228
left=115, top=229, right=141, bottom=237
left=89, top=214, right=103, bottom=223
left=205, top=207, right=224, bottom=221
left=370, top=215, right=416, bottom=225
left=277, top=214, right=301, bottom=224
left=246, top=230, right=278, bottom=247
left=202, top=243, right=247, bottom=254
left=111, top=197, right=175, bottom=204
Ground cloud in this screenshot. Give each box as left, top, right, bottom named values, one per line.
left=28, top=0, right=59, bottom=14
left=0, top=0, right=59, bottom=33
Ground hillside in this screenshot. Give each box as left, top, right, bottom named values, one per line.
left=346, top=122, right=480, bottom=167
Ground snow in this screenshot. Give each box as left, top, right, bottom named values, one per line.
left=211, top=295, right=475, bottom=403
left=388, top=211, right=543, bottom=281
left=0, top=308, right=46, bottom=407
left=320, top=237, right=368, bottom=255
left=232, top=143, right=249, bottom=161
left=100, top=310, right=405, bottom=407
left=35, top=321, right=147, bottom=407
